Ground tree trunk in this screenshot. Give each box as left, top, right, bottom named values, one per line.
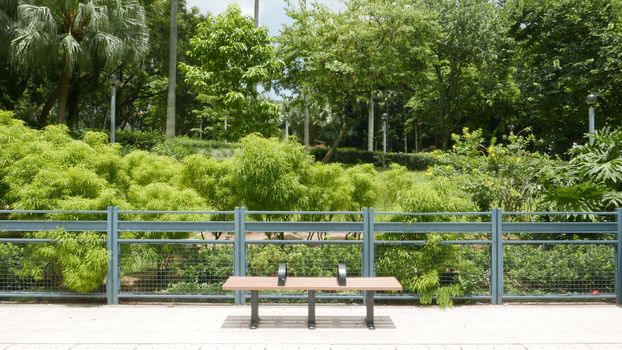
left=38, top=85, right=60, bottom=127
left=414, top=122, right=420, bottom=152
left=57, top=64, right=70, bottom=125
left=166, top=0, right=178, bottom=139
left=303, top=92, right=310, bottom=149
left=441, top=130, right=450, bottom=150
left=322, top=119, right=349, bottom=163
left=367, top=91, right=374, bottom=151
left=254, top=0, right=259, bottom=27
left=67, top=85, right=80, bottom=129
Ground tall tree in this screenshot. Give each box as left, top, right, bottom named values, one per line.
left=180, top=5, right=281, bottom=140
left=505, top=0, right=622, bottom=151
left=166, top=0, right=177, bottom=138
left=404, top=0, right=518, bottom=149
left=279, top=0, right=438, bottom=159
left=278, top=0, right=314, bottom=148
left=6, top=0, right=148, bottom=125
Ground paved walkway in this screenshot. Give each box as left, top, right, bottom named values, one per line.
left=1, top=303, right=622, bottom=349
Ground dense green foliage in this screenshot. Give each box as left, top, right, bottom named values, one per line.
left=2, top=0, right=622, bottom=306
left=2, top=0, right=621, bottom=153
left=278, top=0, right=622, bottom=152
left=1, top=111, right=620, bottom=305
left=309, top=147, right=438, bottom=171
left=180, top=5, right=281, bottom=140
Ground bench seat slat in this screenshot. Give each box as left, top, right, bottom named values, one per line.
left=222, top=276, right=402, bottom=291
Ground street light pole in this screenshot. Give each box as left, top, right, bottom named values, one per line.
left=382, top=113, right=388, bottom=154
left=109, top=74, right=119, bottom=144
left=586, top=93, right=598, bottom=144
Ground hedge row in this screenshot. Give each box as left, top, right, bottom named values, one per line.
left=115, top=131, right=438, bottom=169
left=116, top=131, right=238, bottom=159
left=310, top=147, right=438, bottom=171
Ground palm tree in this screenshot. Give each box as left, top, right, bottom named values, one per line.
left=7, top=0, right=148, bottom=125
left=166, top=0, right=177, bottom=139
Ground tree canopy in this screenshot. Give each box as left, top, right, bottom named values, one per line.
left=0, top=0, right=621, bottom=154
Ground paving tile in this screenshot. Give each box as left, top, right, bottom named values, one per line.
left=10, top=332, right=83, bottom=344
left=509, top=331, right=578, bottom=344
left=570, top=332, right=622, bottom=344
left=449, top=331, right=516, bottom=344
left=4, top=345, right=74, bottom=350
left=141, top=331, right=207, bottom=343
left=77, top=332, right=149, bottom=344
left=395, top=346, right=461, bottom=350
left=460, top=346, right=525, bottom=350
left=0, top=345, right=9, bottom=350
left=134, top=345, right=201, bottom=350
left=588, top=345, right=622, bottom=350
left=392, top=332, right=454, bottom=344
left=330, top=345, right=395, bottom=350
left=199, top=346, right=265, bottom=350
left=71, top=345, right=138, bottom=350
left=265, top=345, right=330, bottom=350
left=523, top=345, right=591, bottom=350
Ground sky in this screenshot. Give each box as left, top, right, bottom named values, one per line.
left=185, top=0, right=343, bottom=35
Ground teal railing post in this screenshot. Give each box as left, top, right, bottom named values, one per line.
left=491, top=208, right=504, bottom=305
left=368, top=208, right=375, bottom=277
left=362, top=207, right=375, bottom=305
left=362, top=208, right=370, bottom=277
left=233, top=207, right=241, bottom=304
left=106, top=206, right=113, bottom=304
left=616, top=208, right=622, bottom=305
left=106, top=206, right=119, bottom=305
left=233, top=207, right=247, bottom=304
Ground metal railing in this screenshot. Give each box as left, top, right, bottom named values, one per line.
left=0, top=207, right=621, bottom=305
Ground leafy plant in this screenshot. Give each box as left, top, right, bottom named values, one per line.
left=543, top=128, right=622, bottom=212
left=25, top=229, right=108, bottom=293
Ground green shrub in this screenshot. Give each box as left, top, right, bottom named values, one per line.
left=116, top=130, right=165, bottom=150
left=309, top=147, right=437, bottom=171
left=375, top=178, right=479, bottom=307
left=178, top=246, right=233, bottom=284
left=231, top=134, right=312, bottom=211
left=151, top=137, right=238, bottom=160
left=248, top=245, right=362, bottom=277
left=23, top=229, right=109, bottom=293
left=505, top=245, right=615, bottom=295
left=162, top=281, right=224, bottom=295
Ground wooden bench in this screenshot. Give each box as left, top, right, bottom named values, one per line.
left=222, top=276, right=402, bottom=329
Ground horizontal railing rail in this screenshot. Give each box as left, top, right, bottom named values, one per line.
left=0, top=207, right=620, bottom=306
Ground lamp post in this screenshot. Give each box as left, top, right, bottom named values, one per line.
left=382, top=113, right=388, bottom=154
left=109, top=74, right=119, bottom=144
left=585, top=93, right=597, bottom=144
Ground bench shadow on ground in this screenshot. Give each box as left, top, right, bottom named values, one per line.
left=222, top=315, right=395, bottom=329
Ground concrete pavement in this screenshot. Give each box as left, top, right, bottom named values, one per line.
left=0, top=303, right=621, bottom=349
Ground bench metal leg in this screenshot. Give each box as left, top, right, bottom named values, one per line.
left=365, top=291, right=375, bottom=330
left=250, top=290, right=259, bottom=329
left=308, top=290, right=316, bottom=329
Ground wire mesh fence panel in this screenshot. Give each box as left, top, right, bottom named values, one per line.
left=374, top=243, right=491, bottom=298
left=119, top=242, right=234, bottom=296
left=246, top=242, right=363, bottom=277
left=504, top=244, right=615, bottom=296
left=246, top=240, right=363, bottom=300
left=0, top=237, right=108, bottom=295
